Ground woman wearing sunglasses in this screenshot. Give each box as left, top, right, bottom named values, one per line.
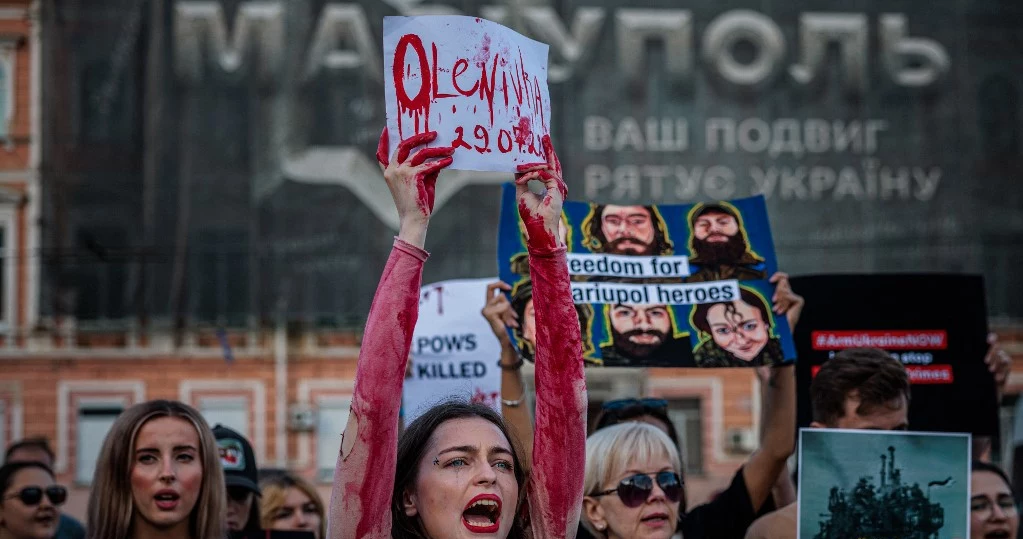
left=582, top=276, right=802, bottom=539
left=583, top=423, right=684, bottom=538
left=0, top=461, right=66, bottom=539
left=87, top=400, right=227, bottom=539
left=330, top=130, right=586, bottom=539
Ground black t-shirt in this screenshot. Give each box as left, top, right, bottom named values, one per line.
left=577, top=466, right=770, bottom=539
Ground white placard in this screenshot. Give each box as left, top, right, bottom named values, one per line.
left=566, top=253, right=691, bottom=278
left=570, top=280, right=740, bottom=306
left=403, top=278, right=504, bottom=424
left=384, top=16, right=551, bottom=172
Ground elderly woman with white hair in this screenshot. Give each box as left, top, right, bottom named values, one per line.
left=583, top=422, right=685, bottom=539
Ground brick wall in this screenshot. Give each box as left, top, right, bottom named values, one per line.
left=7, top=334, right=1018, bottom=521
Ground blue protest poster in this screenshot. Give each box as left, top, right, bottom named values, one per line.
left=497, top=185, right=796, bottom=367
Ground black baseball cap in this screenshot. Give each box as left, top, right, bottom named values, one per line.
left=690, top=202, right=739, bottom=225
left=212, top=424, right=260, bottom=495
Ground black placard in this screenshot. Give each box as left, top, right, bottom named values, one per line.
left=791, top=274, right=997, bottom=436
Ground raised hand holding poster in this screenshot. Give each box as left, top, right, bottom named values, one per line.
left=497, top=189, right=796, bottom=367
left=403, top=278, right=503, bottom=423
left=383, top=16, right=551, bottom=172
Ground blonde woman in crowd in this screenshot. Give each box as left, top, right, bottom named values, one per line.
left=86, top=400, right=227, bottom=539
left=583, top=422, right=685, bottom=539
left=259, top=473, right=325, bottom=539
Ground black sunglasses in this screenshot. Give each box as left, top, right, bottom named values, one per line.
left=3, top=486, right=67, bottom=506
left=591, top=471, right=683, bottom=508
left=601, top=398, right=668, bottom=411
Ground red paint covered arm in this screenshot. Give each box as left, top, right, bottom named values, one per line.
left=329, top=238, right=428, bottom=539
left=527, top=246, right=587, bottom=539
left=518, top=136, right=587, bottom=538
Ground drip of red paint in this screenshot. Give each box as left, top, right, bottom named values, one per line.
left=478, top=55, right=499, bottom=126
left=532, top=78, right=547, bottom=130
left=414, top=169, right=439, bottom=215
left=514, top=117, right=532, bottom=147
left=517, top=198, right=558, bottom=252
left=393, top=34, right=432, bottom=139
left=376, top=127, right=390, bottom=167
left=539, top=136, right=567, bottom=201
left=526, top=247, right=586, bottom=538
left=407, top=139, right=454, bottom=216
left=336, top=240, right=428, bottom=538
left=473, top=34, right=492, bottom=68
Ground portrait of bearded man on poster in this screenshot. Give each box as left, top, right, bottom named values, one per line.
left=510, top=279, right=598, bottom=364
left=690, top=287, right=784, bottom=367
left=599, top=303, right=691, bottom=366
left=684, top=202, right=767, bottom=282
left=581, top=204, right=674, bottom=256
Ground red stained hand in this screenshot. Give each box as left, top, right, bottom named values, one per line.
left=515, top=135, right=567, bottom=251
left=377, top=128, right=455, bottom=221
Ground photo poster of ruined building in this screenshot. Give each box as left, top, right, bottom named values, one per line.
left=790, top=274, right=998, bottom=436
left=797, top=428, right=971, bottom=539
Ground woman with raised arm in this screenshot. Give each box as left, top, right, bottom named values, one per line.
left=329, top=130, right=586, bottom=539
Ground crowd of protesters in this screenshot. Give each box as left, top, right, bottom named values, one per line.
left=0, top=131, right=1016, bottom=539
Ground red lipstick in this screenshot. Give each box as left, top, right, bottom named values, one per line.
left=461, top=493, right=502, bottom=534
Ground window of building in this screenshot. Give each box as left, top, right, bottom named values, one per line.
left=195, top=230, right=249, bottom=326
left=75, top=403, right=123, bottom=484
left=199, top=397, right=249, bottom=438
left=73, top=226, right=128, bottom=321
left=316, top=398, right=351, bottom=481
left=0, top=221, right=6, bottom=327
left=584, top=395, right=704, bottom=477
left=666, top=398, right=704, bottom=476
left=0, top=400, right=6, bottom=453
left=0, top=55, right=6, bottom=141
left=0, top=36, right=17, bottom=143
left=0, top=206, right=14, bottom=328
left=995, top=394, right=1020, bottom=475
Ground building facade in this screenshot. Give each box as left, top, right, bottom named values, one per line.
left=0, top=0, right=1018, bottom=523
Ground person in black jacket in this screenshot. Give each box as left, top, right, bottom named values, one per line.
left=212, top=425, right=262, bottom=535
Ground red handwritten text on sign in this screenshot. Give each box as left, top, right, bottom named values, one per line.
left=385, top=16, right=552, bottom=172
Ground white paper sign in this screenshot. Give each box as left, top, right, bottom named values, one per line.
left=403, top=278, right=504, bottom=424
left=384, top=16, right=552, bottom=172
